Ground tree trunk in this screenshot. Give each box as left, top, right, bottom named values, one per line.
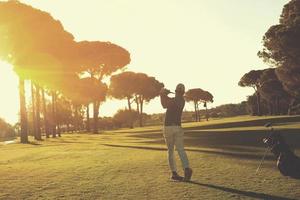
left=86, top=104, right=90, bottom=132
left=35, top=84, right=42, bottom=140
left=205, top=102, right=209, bottom=121
left=51, top=91, right=57, bottom=138
left=31, top=81, right=37, bottom=139
left=196, top=101, right=201, bottom=122
left=57, top=123, right=61, bottom=137
left=139, top=96, right=144, bottom=127
left=93, top=101, right=99, bottom=133
left=42, top=88, right=50, bottom=138
left=269, top=102, right=273, bottom=116
left=19, top=77, right=28, bottom=143
left=275, top=97, right=280, bottom=115
left=135, top=95, right=140, bottom=114
left=74, top=104, right=78, bottom=132
left=127, top=96, right=133, bottom=129
left=91, top=73, right=99, bottom=133
left=256, top=91, right=261, bottom=116
left=288, top=98, right=294, bottom=115
left=56, top=98, right=61, bottom=137
left=194, top=101, right=198, bottom=122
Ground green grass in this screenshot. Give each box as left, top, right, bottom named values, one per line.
left=1, top=115, right=300, bottom=199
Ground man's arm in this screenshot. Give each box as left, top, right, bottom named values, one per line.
left=160, top=93, right=174, bottom=109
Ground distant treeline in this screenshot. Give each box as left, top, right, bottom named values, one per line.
left=0, top=118, right=15, bottom=139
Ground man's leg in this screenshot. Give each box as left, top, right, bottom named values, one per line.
left=163, top=126, right=183, bottom=180
left=174, top=127, right=192, bottom=181
left=163, top=127, right=176, bottom=172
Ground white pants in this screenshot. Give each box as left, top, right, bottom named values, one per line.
left=163, top=126, right=190, bottom=172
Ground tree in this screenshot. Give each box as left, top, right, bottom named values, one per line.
left=0, top=1, right=78, bottom=142
left=18, top=77, right=28, bottom=143
left=55, top=97, right=72, bottom=134
left=30, top=81, right=37, bottom=139
left=259, top=0, right=300, bottom=103
left=185, top=88, right=214, bottom=121
left=77, top=77, right=108, bottom=132
left=0, top=118, right=16, bottom=138
left=133, top=73, right=164, bottom=127
left=185, top=89, right=204, bottom=121
left=113, top=109, right=139, bottom=128
left=259, top=69, right=290, bottom=115
left=77, top=41, right=130, bottom=133
left=209, top=102, right=248, bottom=118
left=201, top=90, right=214, bottom=121
left=238, top=70, right=264, bottom=116
left=109, top=72, right=137, bottom=128
left=246, top=93, right=270, bottom=116
left=110, top=71, right=163, bottom=127
left=77, top=78, right=97, bottom=132
left=41, top=88, right=50, bottom=138
left=62, top=76, right=108, bottom=133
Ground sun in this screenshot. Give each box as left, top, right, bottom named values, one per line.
left=0, top=60, right=19, bottom=124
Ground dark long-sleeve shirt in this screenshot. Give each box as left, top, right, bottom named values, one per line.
left=160, top=93, right=185, bottom=126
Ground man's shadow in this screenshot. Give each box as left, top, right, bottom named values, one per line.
left=186, top=181, right=296, bottom=200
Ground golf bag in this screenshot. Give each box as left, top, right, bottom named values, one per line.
left=263, top=131, right=300, bottom=179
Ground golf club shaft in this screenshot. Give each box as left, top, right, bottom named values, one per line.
left=256, top=147, right=269, bottom=174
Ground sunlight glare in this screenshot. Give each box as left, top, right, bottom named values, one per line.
left=0, top=61, right=19, bottom=124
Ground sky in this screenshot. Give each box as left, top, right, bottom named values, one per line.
left=0, top=0, right=290, bottom=124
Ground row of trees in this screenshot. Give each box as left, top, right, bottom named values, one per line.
left=239, top=0, right=300, bottom=116
left=0, top=1, right=216, bottom=140
left=0, top=1, right=131, bottom=143
left=0, top=1, right=169, bottom=141
left=34, top=71, right=164, bottom=131
left=208, top=102, right=248, bottom=118
left=239, top=68, right=290, bottom=115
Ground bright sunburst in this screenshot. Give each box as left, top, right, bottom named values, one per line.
left=0, top=61, right=19, bottom=124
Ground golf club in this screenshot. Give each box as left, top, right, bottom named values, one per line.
left=255, top=123, right=274, bottom=174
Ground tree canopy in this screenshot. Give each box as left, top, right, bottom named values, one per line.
left=238, top=70, right=264, bottom=90
left=0, top=0, right=79, bottom=89
left=185, top=88, right=213, bottom=103
left=185, top=88, right=214, bottom=121
left=77, top=41, right=131, bottom=79
left=109, top=71, right=163, bottom=127
left=259, top=0, right=300, bottom=98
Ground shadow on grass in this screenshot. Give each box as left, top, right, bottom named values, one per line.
left=184, top=116, right=300, bottom=131
left=55, top=140, right=90, bottom=144
left=101, top=144, right=275, bottom=161
left=188, top=181, right=295, bottom=200
left=111, top=116, right=300, bottom=135
left=0, top=136, right=17, bottom=142
left=130, top=129, right=300, bottom=149
left=114, top=129, right=161, bottom=134
left=27, top=141, right=43, bottom=145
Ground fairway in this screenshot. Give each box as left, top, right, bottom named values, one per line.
left=1, top=116, right=300, bottom=200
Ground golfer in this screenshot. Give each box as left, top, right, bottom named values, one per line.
left=160, top=83, right=192, bottom=181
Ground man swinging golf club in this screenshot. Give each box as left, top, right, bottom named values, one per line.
left=160, top=83, right=192, bottom=181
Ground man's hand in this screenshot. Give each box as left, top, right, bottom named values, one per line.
left=160, top=88, right=171, bottom=95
